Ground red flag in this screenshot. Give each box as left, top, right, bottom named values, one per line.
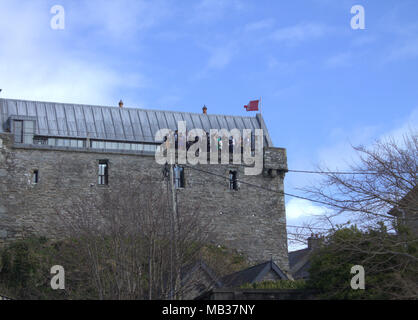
left=244, top=100, right=259, bottom=111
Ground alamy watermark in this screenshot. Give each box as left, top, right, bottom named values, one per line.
left=50, top=5, right=65, bottom=30
left=50, top=265, right=65, bottom=290
left=350, top=265, right=365, bottom=290
left=154, top=121, right=264, bottom=176
left=351, top=5, right=365, bottom=30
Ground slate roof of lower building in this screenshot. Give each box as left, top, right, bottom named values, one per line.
left=220, top=260, right=289, bottom=287
left=288, top=248, right=312, bottom=280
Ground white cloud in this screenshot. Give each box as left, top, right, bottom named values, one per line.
left=70, top=0, right=170, bottom=41
left=191, top=0, right=244, bottom=23
left=379, top=107, right=418, bottom=143
left=351, top=35, right=376, bottom=47
left=316, top=125, right=380, bottom=171
left=270, top=23, right=326, bottom=45
left=0, top=1, right=149, bottom=106
left=0, top=58, right=148, bottom=105
left=245, top=19, right=275, bottom=32
left=316, top=107, right=418, bottom=171
left=207, top=45, right=237, bottom=69
left=324, top=52, right=352, bottom=68
left=386, top=38, right=418, bottom=61
left=193, top=43, right=237, bottom=79
left=286, top=198, right=330, bottom=219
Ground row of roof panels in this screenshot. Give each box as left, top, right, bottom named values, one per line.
left=0, top=98, right=272, bottom=146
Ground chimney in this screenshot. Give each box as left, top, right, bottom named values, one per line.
left=119, top=100, right=124, bottom=108
left=307, top=233, right=321, bottom=250
left=202, top=105, right=207, bottom=114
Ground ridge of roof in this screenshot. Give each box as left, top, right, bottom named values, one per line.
left=0, top=97, right=259, bottom=120
left=289, top=247, right=310, bottom=255
left=221, top=261, right=270, bottom=279
left=220, top=260, right=289, bottom=287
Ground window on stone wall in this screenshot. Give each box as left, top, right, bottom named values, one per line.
left=229, top=170, right=238, bottom=190
left=174, top=165, right=185, bottom=189
left=98, top=160, right=109, bottom=185
left=32, top=170, right=39, bottom=184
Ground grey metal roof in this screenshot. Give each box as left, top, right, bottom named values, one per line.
left=0, top=98, right=273, bottom=146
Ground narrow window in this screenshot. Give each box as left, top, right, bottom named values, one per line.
left=13, top=120, right=23, bottom=143
left=251, top=132, right=255, bottom=151
left=174, top=165, right=185, bottom=189
left=229, top=170, right=238, bottom=190
left=33, top=170, right=39, bottom=184
left=98, top=160, right=109, bottom=185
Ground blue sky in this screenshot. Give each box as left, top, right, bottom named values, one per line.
left=0, top=0, right=417, bottom=248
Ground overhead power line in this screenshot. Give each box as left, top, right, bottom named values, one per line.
left=287, top=169, right=382, bottom=175
left=181, top=164, right=334, bottom=231
left=182, top=164, right=333, bottom=207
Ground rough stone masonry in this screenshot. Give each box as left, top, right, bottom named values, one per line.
left=0, top=98, right=289, bottom=271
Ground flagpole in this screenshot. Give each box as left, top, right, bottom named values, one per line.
left=259, top=96, right=262, bottom=114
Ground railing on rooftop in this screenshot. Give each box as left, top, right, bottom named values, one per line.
left=15, top=133, right=257, bottom=156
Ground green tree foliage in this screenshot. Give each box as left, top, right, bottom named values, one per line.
left=0, top=237, right=71, bottom=299
left=0, top=237, right=250, bottom=300
left=307, top=226, right=418, bottom=299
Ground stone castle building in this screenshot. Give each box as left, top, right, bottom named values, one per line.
left=0, top=98, right=289, bottom=271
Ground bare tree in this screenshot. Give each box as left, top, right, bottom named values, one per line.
left=58, top=174, right=209, bottom=300
left=300, top=131, right=418, bottom=299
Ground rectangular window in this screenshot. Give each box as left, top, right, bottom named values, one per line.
left=56, top=139, right=68, bottom=147
left=132, top=143, right=141, bottom=151
left=229, top=170, right=238, bottom=190
left=251, top=132, right=255, bottom=151
left=23, top=120, right=34, bottom=144
left=70, top=139, right=78, bottom=148
left=174, top=165, right=185, bottom=189
left=98, top=160, right=109, bottom=185
left=48, top=138, right=56, bottom=146
left=77, top=140, right=85, bottom=148
left=33, top=170, right=39, bottom=184
left=91, top=140, right=104, bottom=149
left=13, top=120, right=23, bottom=143
left=33, top=136, right=48, bottom=145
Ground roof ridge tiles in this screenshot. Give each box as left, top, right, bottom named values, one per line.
left=0, top=98, right=258, bottom=119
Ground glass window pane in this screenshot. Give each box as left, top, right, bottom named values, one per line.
left=93, top=140, right=104, bottom=149
left=23, top=134, right=33, bottom=144
left=23, top=121, right=34, bottom=133
left=14, top=121, right=23, bottom=143
left=22, top=121, right=34, bottom=144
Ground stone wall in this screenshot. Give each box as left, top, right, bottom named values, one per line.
left=0, top=132, right=289, bottom=271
